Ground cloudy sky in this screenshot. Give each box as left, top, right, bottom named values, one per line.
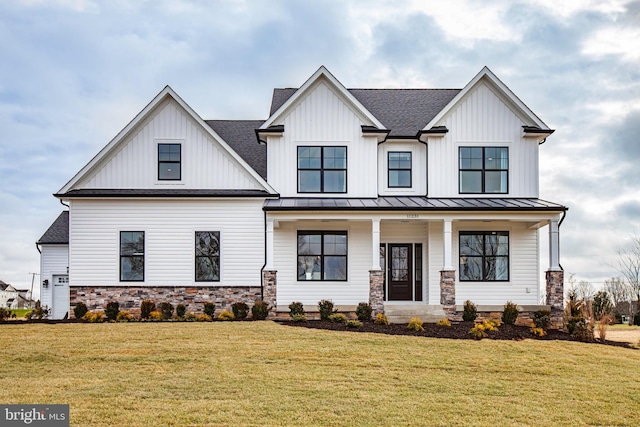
left=1, top=0, right=639, bottom=297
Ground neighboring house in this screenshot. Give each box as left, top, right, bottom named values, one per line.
left=38, top=66, right=567, bottom=323
left=0, top=280, right=31, bottom=309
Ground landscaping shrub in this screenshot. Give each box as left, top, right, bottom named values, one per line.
left=482, top=319, right=500, bottom=332
left=231, top=302, right=249, bottom=320
left=329, top=313, right=348, bottom=323
left=318, top=299, right=335, bottom=320
left=160, top=302, right=174, bottom=320
left=291, top=314, right=307, bottom=322
left=116, top=311, right=132, bottom=322
left=251, top=301, right=270, bottom=320
left=176, top=303, right=186, bottom=319
left=140, top=300, right=155, bottom=319
left=407, top=317, right=424, bottom=331
left=26, top=301, right=49, bottom=320
left=185, top=312, right=197, bottom=322
left=196, top=313, right=212, bottom=322
left=105, top=301, right=120, bottom=322
left=346, top=319, right=362, bottom=328
left=355, top=302, right=373, bottom=321
left=502, top=301, right=519, bottom=325
left=596, top=314, right=612, bottom=341
left=437, top=318, right=451, bottom=327
left=592, top=290, right=613, bottom=320
left=73, top=302, right=88, bottom=319
left=468, top=323, right=488, bottom=339
left=374, top=313, right=389, bottom=325
left=530, top=327, right=546, bottom=337
left=82, top=311, right=104, bottom=323
left=533, top=310, right=552, bottom=330
left=203, top=302, right=216, bottom=318
left=288, top=301, right=304, bottom=317
left=0, top=307, right=14, bottom=321
left=218, top=310, right=235, bottom=321
left=462, top=300, right=477, bottom=322
left=572, top=320, right=595, bottom=342
left=149, top=311, right=163, bottom=321
left=563, top=290, right=594, bottom=341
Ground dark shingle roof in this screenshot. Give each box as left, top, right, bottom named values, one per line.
left=269, top=88, right=461, bottom=137
left=37, top=211, right=69, bottom=244
left=205, top=120, right=267, bottom=179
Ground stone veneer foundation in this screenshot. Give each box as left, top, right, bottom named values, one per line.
left=369, top=270, right=384, bottom=315
left=545, top=270, right=564, bottom=329
left=70, top=286, right=263, bottom=318
left=440, top=270, right=456, bottom=318
left=262, top=270, right=277, bottom=318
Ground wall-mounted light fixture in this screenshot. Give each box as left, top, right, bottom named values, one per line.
left=42, top=279, right=49, bottom=288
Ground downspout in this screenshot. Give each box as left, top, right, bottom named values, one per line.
left=260, top=209, right=267, bottom=301
left=60, top=199, right=70, bottom=208
left=557, top=209, right=567, bottom=271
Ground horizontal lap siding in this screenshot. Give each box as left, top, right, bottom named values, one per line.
left=69, top=199, right=265, bottom=287
left=428, top=222, right=444, bottom=305
left=274, top=221, right=371, bottom=306
left=39, top=245, right=69, bottom=309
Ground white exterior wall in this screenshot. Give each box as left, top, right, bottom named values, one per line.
left=266, top=80, right=378, bottom=197
left=69, top=199, right=265, bottom=287
left=75, top=99, right=261, bottom=191
left=273, top=220, right=371, bottom=307
left=39, top=244, right=69, bottom=309
left=428, top=82, right=539, bottom=198
left=378, top=140, right=427, bottom=196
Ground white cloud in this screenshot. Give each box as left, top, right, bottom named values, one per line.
left=582, top=26, right=640, bottom=63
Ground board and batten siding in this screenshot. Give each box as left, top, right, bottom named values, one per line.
left=69, top=199, right=265, bottom=287
left=378, top=141, right=427, bottom=196
left=39, top=244, right=69, bottom=309
left=266, top=80, right=378, bottom=198
left=427, top=81, right=539, bottom=198
left=273, top=220, right=371, bottom=307
left=75, top=99, right=261, bottom=190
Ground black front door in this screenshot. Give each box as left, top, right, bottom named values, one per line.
left=388, top=244, right=412, bottom=301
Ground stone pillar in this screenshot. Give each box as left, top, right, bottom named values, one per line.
left=440, top=270, right=456, bottom=318
left=546, top=270, right=564, bottom=329
left=369, top=270, right=384, bottom=315
left=262, top=270, right=277, bottom=318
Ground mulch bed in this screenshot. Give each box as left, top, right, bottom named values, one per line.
left=280, top=319, right=635, bottom=349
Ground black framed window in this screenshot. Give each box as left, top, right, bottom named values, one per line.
left=297, top=146, right=346, bottom=193
left=120, top=231, right=144, bottom=281
left=459, top=231, right=509, bottom=281
left=297, top=231, right=347, bottom=281
left=158, top=143, right=181, bottom=180
left=459, top=147, right=508, bottom=193
left=388, top=152, right=412, bottom=188
left=195, top=231, right=220, bottom=282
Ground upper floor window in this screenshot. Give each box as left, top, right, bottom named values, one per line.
left=195, top=231, right=220, bottom=282
left=459, top=147, right=508, bottom=193
left=388, top=151, right=412, bottom=188
left=459, top=231, right=509, bottom=281
left=297, top=231, right=347, bottom=281
left=120, top=231, right=144, bottom=281
left=297, top=146, right=346, bottom=193
left=158, top=143, right=181, bottom=180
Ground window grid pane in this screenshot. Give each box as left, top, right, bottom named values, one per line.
left=195, top=231, right=220, bottom=282
left=158, top=144, right=181, bottom=180
left=297, top=231, right=347, bottom=281
left=120, top=231, right=144, bottom=281
left=388, top=151, right=412, bottom=188
left=298, top=146, right=347, bottom=193
left=459, top=147, right=508, bottom=194
left=459, top=231, right=509, bottom=281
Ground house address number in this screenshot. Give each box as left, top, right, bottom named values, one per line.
left=406, top=214, right=419, bottom=219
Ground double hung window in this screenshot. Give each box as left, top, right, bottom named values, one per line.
left=120, top=231, right=145, bottom=281
left=388, top=152, right=412, bottom=188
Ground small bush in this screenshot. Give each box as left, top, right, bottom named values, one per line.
left=407, top=317, right=424, bottom=331
left=185, top=312, right=197, bottom=322
left=0, top=307, right=14, bottom=321
left=469, top=323, right=487, bottom=339
left=26, top=301, right=49, bottom=320
left=82, top=311, right=104, bottom=323
left=355, top=302, right=373, bottom=321
left=288, top=301, right=305, bottom=317
left=196, top=313, right=212, bottom=322
left=533, top=310, right=552, bottom=330
left=502, top=301, right=519, bottom=325
left=329, top=313, right=348, bottom=323
left=218, top=310, right=235, bottom=321
left=251, top=301, right=270, bottom=320
left=116, top=311, right=132, bottom=322
left=140, top=300, right=155, bottom=319
left=176, top=303, right=186, bottom=319
left=530, top=327, right=546, bottom=337
left=374, top=313, right=389, bottom=325
left=231, top=302, right=249, bottom=320
left=73, top=302, right=89, bottom=319
left=596, top=314, right=612, bottom=341
left=346, top=319, right=362, bottom=328
left=105, top=301, right=120, bottom=322
left=291, top=314, right=307, bottom=322
left=318, top=299, right=335, bottom=320
left=481, top=319, right=500, bottom=332
left=437, top=318, right=451, bottom=327
left=203, top=302, right=216, bottom=318
left=462, top=300, right=477, bottom=322
left=572, top=320, right=595, bottom=342
left=149, top=311, right=163, bottom=321
left=160, top=302, right=173, bottom=320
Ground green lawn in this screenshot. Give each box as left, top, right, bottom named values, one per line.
left=2, top=321, right=639, bottom=426
left=9, top=308, right=31, bottom=319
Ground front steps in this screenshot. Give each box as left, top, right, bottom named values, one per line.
left=383, top=304, right=448, bottom=324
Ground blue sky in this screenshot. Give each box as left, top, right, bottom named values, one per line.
left=1, top=0, right=639, bottom=297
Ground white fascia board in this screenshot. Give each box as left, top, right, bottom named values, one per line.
left=423, top=66, right=549, bottom=131
left=260, top=66, right=385, bottom=130
left=58, top=86, right=276, bottom=195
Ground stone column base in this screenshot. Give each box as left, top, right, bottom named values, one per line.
left=440, top=270, right=456, bottom=319
left=369, top=270, right=384, bottom=315
left=262, top=270, right=277, bottom=319
left=546, top=270, right=564, bottom=329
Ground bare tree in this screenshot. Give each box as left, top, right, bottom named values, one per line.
left=603, top=277, right=628, bottom=307
left=609, top=234, right=640, bottom=324
left=576, top=280, right=595, bottom=302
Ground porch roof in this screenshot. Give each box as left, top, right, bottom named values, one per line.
left=263, top=197, right=567, bottom=212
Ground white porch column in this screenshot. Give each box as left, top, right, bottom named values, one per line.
left=371, top=219, right=381, bottom=270
left=443, top=219, right=454, bottom=271
left=548, top=219, right=561, bottom=271
left=265, top=219, right=275, bottom=270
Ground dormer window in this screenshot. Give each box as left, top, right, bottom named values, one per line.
left=459, top=147, right=508, bottom=194
left=158, top=143, right=181, bottom=180
left=388, top=152, right=412, bottom=188
left=297, top=146, right=347, bottom=193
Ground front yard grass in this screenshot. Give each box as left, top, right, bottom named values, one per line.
left=2, top=321, right=639, bottom=426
